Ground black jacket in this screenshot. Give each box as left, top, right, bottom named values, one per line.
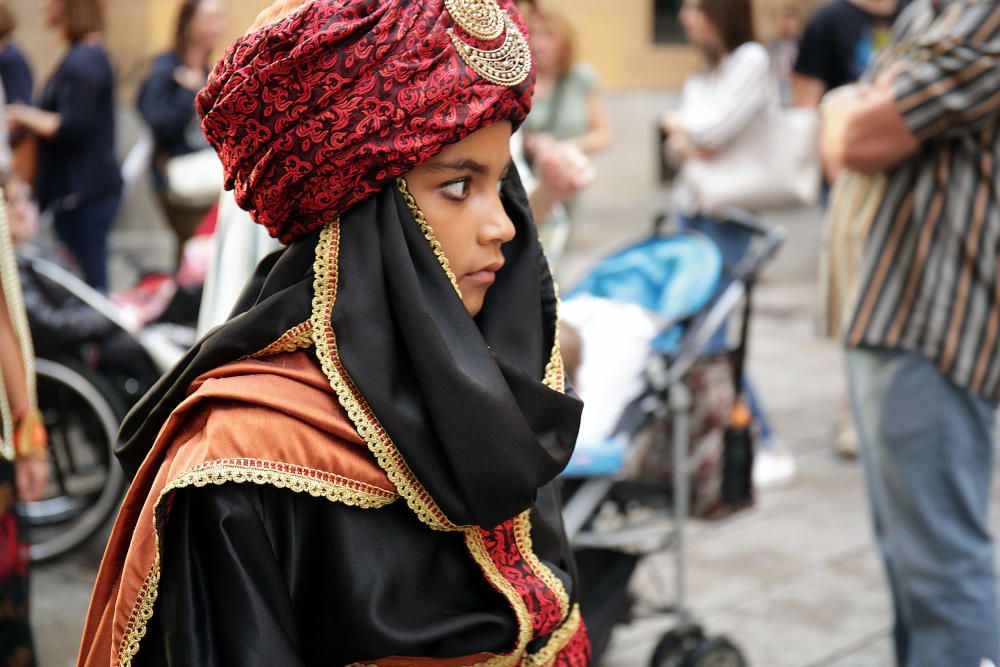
left=18, top=244, right=116, bottom=355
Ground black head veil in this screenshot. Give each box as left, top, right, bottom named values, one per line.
left=117, top=168, right=582, bottom=530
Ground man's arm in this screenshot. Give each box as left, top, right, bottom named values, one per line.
left=792, top=73, right=827, bottom=108
left=820, top=79, right=920, bottom=176
left=825, top=0, right=1000, bottom=176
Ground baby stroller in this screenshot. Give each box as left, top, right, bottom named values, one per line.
left=559, top=210, right=784, bottom=666
left=16, top=245, right=194, bottom=561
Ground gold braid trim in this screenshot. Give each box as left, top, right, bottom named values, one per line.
left=513, top=511, right=571, bottom=620
left=396, top=178, right=464, bottom=299
left=117, top=458, right=397, bottom=666
left=0, top=192, right=37, bottom=461
left=162, top=458, right=398, bottom=507
left=244, top=320, right=314, bottom=359
left=311, top=221, right=460, bottom=532
left=542, top=280, right=565, bottom=394
left=523, top=605, right=582, bottom=667
left=461, top=529, right=535, bottom=666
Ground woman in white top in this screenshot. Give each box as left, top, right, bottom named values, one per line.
left=662, top=0, right=794, bottom=488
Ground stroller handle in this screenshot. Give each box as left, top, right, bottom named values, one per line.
left=718, top=208, right=786, bottom=283
left=657, top=209, right=785, bottom=387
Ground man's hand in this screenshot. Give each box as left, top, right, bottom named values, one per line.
left=528, top=136, right=595, bottom=222
left=820, top=77, right=920, bottom=176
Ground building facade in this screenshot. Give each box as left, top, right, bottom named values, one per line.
left=8, top=0, right=820, bottom=97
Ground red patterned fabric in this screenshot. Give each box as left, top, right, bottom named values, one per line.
left=480, top=519, right=566, bottom=637
left=479, top=518, right=591, bottom=661
left=554, top=622, right=592, bottom=666
left=197, top=0, right=534, bottom=243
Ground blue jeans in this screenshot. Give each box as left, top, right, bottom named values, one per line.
left=677, top=214, right=775, bottom=443
left=847, top=347, right=999, bottom=667
left=52, top=193, right=121, bottom=292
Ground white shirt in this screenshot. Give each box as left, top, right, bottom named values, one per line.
left=673, top=43, right=780, bottom=213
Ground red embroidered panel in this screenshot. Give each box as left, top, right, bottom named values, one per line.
left=479, top=519, right=566, bottom=638
left=553, top=620, right=591, bottom=666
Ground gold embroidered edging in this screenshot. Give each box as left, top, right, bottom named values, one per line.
left=117, top=458, right=397, bottom=666
left=523, top=605, right=582, bottom=667
left=166, top=459, right=398, bottom=507
left=513, top=512, right=571, bottom=620
left=245, top=321, right=314, bottom=359
left=542, top=280, right=565, bottom=393
left=396, top=178, right=463, bottom=299
left=311, top=221, right=460, bottom=532
left=464, top=529, right=535, bottom=666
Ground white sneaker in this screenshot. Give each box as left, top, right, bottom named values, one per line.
left=753, top=444, right=797, bottom=490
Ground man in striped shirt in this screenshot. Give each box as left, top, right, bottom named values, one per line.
left=821, top=1, right=1000, bottom=664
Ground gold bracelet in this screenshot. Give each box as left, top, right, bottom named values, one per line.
left=14, top=408, right=47, bottom=460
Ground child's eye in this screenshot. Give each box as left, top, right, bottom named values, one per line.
left=497, top=166, right=512, bottom=192
left=441, top=179, right=470, bottom=201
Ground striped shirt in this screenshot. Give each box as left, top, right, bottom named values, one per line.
left=824, top=0, right=1000, bottom=399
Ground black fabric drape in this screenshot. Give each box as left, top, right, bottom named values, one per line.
left=137, top=484, right=518, bottom=666
left=118, top=169, right=581, bottom=530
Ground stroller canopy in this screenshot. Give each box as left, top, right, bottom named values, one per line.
left=567, top=232, right=722, bottom=328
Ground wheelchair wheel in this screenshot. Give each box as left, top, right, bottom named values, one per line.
left=17, top=358, right=126, bottom=562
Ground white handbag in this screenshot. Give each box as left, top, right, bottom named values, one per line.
left=681, top=107, right=821, bottom=215
left=164, top=148, right=224, bottom=209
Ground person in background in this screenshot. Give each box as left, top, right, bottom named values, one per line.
left=7, top=0, right=122, bottom=293
left=0, top=175, right=49, bottom=667
left=0, top=1, right=31, bottom=106
left=521, top=6, right=608, bottom=267
left=138, top=0, right=226, bottom=265
left=661, top=0, right=794, bottom=489
left=0, top=0, right=36, bottom=192
left=793, top=0, right=907, bottom=458
left=522, top=7, right=611, bottom=157
left=821, top=0, right=1000, bottom=663
left=793, top=0, right=906, bottom=108
left=769, top=3, right=803, bottom=107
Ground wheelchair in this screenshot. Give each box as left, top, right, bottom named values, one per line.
left=14, top=249, right=194, bottom=561
left=19, top=358, right=127, bottom=561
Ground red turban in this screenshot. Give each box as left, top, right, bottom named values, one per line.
left=196, top=0, right=535, bottom=243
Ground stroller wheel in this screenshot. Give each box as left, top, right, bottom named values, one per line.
left=683, top=636, right=746, bottom=667
left=649, top=625, right=705, bottom=667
